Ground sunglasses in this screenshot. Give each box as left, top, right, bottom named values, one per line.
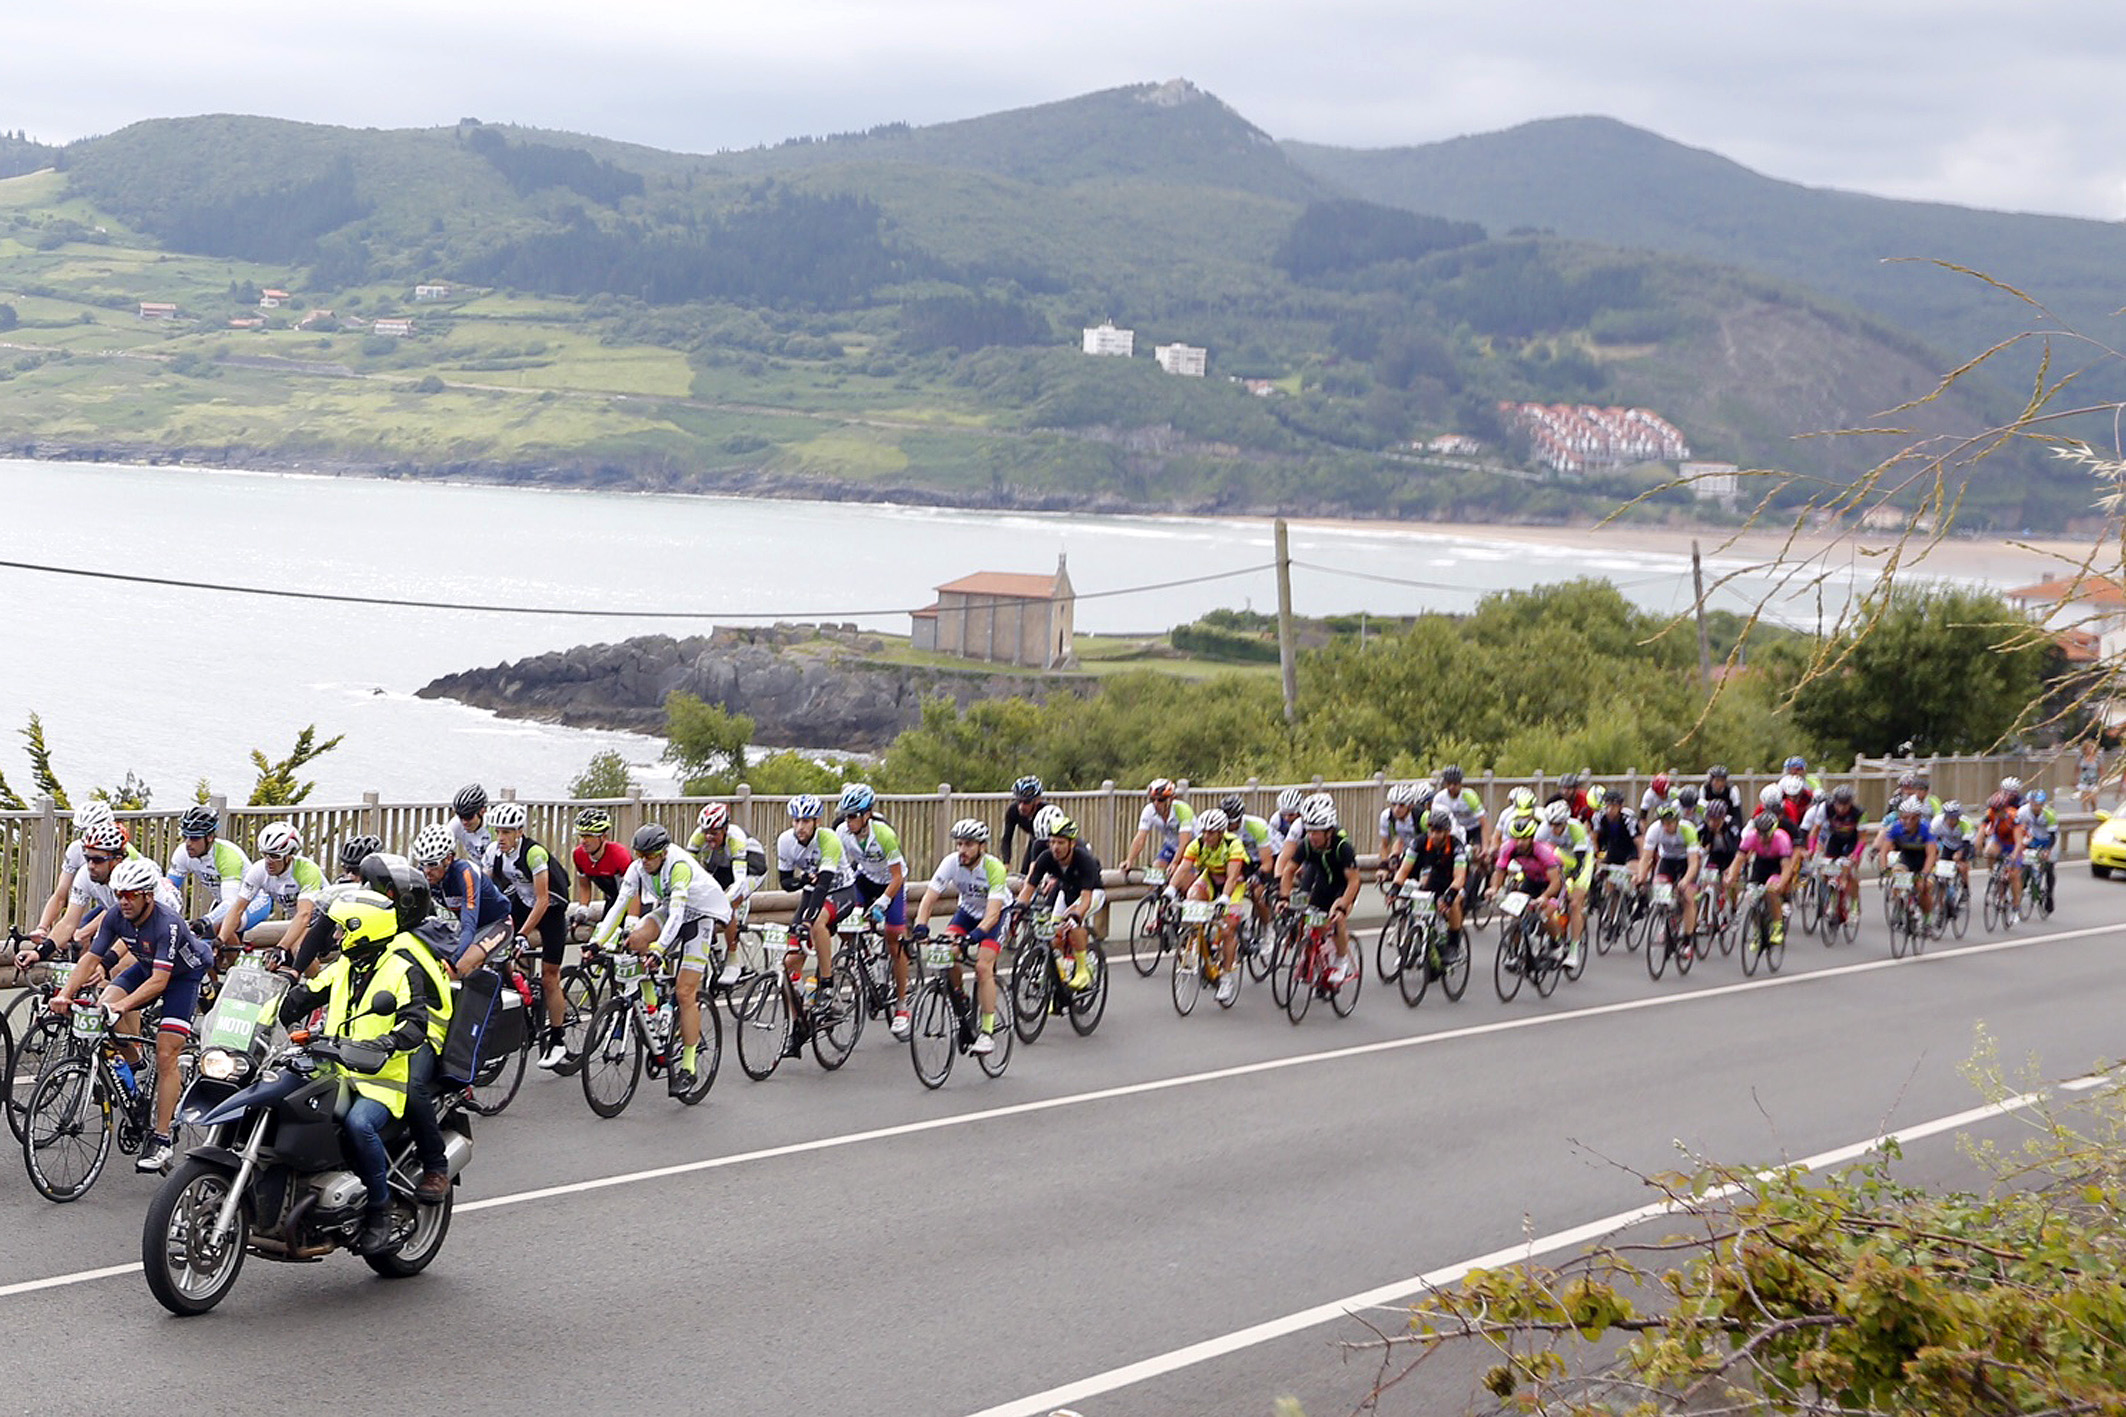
left=84, top=852, right=121, bottom=865
left=116, top=887, right=152, bottom=900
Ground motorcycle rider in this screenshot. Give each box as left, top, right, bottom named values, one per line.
left=276, top=861, right=454, bottom=1253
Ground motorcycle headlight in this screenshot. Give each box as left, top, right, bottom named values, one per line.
left=199, top=1049, right=252, bottom=1083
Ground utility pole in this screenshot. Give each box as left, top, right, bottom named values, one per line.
left=1692, top=539, right=1714, bottom=689
left=1275, top=518, right=1298, bottom=724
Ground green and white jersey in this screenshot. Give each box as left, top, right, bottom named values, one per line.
left=927, top=850, right=1010, bottom=906
left=1135, top=800, right=1197, bottom=855
left=487, top=839, right=556, bottom=906
left=595, top=843, right=730, bottom=942
left=777, top=823, right=851, bottom=888
left=837, top=819, right=904, bottom=886
left=1643, top=820, right=1700, bottom=861
left=235, top=855, right=327, bottom=915
left=167, top=838, right=251, bottom=909
left=1235, top=813, right=1273, bottom=858
left=1439, top=788, right=1487, bottom=836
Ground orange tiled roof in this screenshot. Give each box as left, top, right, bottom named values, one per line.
left=2006, top=574, right=2126, bottom=607
left=935, top=571, right=1062, bottom=600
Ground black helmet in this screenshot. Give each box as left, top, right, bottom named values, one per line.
left=1439, top=764, right=1463, bottom=785
left=1707, top=764, right=1729, bottom=780
left=1678, top=786, right=1699, bottom=809
left=1011, top=775, right=1044, bottom=803
left=1220, top=793, right=1246, bottom=819
left=338, top=833, right=384, bottom=873
left=359, top=852, right=433, bottom=934
left=452, top=784, right=489, bottom=818
left=179, top=805, right=218, bottom=838
left=1426, top=808, right=1452, bottom=833
left=632, top=823, right=671, bottom=856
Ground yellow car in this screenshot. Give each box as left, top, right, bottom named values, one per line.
left=2092, top=810, right=2126, bottom=878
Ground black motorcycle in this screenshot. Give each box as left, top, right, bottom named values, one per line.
left=141, top=962, right=472, bottom=1315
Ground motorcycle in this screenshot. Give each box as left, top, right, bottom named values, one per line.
left=141, top=960, right=472, bottom=1315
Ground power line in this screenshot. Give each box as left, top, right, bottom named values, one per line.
left=0, top=556, right=1274, bottom=621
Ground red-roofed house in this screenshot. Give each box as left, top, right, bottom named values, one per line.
left=2009, top=574, right=2126, bottom=722
left=911, top=556, right=1076, bottom=668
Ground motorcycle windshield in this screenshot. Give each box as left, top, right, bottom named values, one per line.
left=199, top=963, right=290, bottom=1057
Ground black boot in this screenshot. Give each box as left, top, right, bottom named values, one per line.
left=352, top=1209, right=395, bottom=1256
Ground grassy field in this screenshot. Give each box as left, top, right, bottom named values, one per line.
left=851, top=629, right=1278, bottom=682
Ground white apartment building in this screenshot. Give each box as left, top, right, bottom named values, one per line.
left=1082, top=320, right=1135, bottom=357
left=1154, top=342, right=1207, bottom=377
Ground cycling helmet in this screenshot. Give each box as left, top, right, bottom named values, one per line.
left=1508, top=786, right=1536, bottom=810
left=1426, top=808, right=1453, bottom=833
left=453, top=784, right=489, bottom=818
left=1913, top=772, right=1931, bottom=790
left=358, top=851, right=431, bottom=932
left=327, top=889, right=400, bottom=954
left=179, top=805, right=218, bottom=838
left=1704, top=797, right=1729, bottom=818
left=338, top=833, right=384, bottom=873
left=1300, top=797, right=1338, bottom=830
left=1751, top=810, right=1779, bottom=835
left=80, top=820, right=127, bottom=854
left=1385, top=782, right=1416, bottom=808
left=787, top=794, right=822, bottom=821
left=1196, top=808, right=1229, bottom=835
left=487, top=801, right=527, bottom=832
left=2032, top=788, right=2049, bottom=806
left=1943, top=800, right=1964, bottom=817
left=111, top=857, right=162, bottom=895
left=1651, top=772, right=1671, bottom=796
left=1657, top=802, right=1679, bottom=820
left=575, top=806, right=613, bottom=835
left=1011, top=775, right=1044, bottom=803
left=1678, top=786, right=1699, bottom=810
left=1410, top=780, right=1438, bottom=807
left=1831, top=785, right=1855, bottom=805
left=1045, top=811, right=1080, bottom=840
left=257, top=822, right=302, bottom=859
left=1508, top=815, right=1538, bottom=840
left=1219, top=793, right=1246, bottom=819
left=1898, top=795, right=1924, bottom=816
left=632, top=823, right=671, bottom=855
left=1558, top=770, right=1581, bottom=791
left=409, top=824, right=455, bottom=867
left=698, top=802, right=730, bottom=833
left=2000, top=776, right=2022, bottom=793
left=75, top=800, right=116, bottom=836
left=1438, top=764, right=1464, bottom=786
left=1276, top=787, right=1304, bottom=814
left=950, top=817, right=990, bottom=844
left=1897, top=772, right=1918, bottom=791
left=1707, top=764, right=1730, bottom=780
left=1587, top=785, right=1608, bottom=810
left=1759, top=784, right=1782, bottom=807
left=837, top=784, right=875, bottom=818
left=1779, top=774, right=1806, bottom=797
left=1784, top=756, right=1807, bottom=774
left=1147, top=778, right=1175, bottom=801
left=1032, top=804, right=1070, bottom=838
left=1543, top=800, right=1570, bottom=826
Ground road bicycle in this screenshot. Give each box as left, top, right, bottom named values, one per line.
left=4, top=928, right=75, bottom=1142
left=1492, top=879, right=1566, bottom=1002
left=1882, top=865, right=1928, bottom=960
left=1934, top=860, right=1969, bottom=939
left=1007, top=903, right=1108, bottom=1043
left=1983, top=857, right=2029, bottom=933
left=21, top=1000, right=185, bottom=1202
left=1128, top=866, right=1182, bottom=976
left=1736, top=880, right=1786, bottom=976
left=1815, top=853, right=1861, bottom=945
left=1694, top=863, right=1737, bottom=957
left=2023, top=845, right=2057, bottom=920
left=732, top=923, right=863, bottom=1082
left=1281, top=907, right=1361, bottom=1023
left=1171, top=898, right=1238, bottom=1017
left=1266, top=900, right=1304, bottom=1008
left=906, top=929, right=1014, bottom=1088
left=1642, top=877, right=1694, bottom=981
left=1391, top=885, right=1469, bottom=1007
left=1590, top=863, right=1636, bottom=955
left=578, top=943, right=721, bottom=1116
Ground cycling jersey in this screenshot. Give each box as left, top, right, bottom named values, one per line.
left=1136, top=800, right=1197, bottom=861
left=1931, top=814, right=1975, bottom=853
left=1882, top=818, right=1934, bottom=853
left=777, top=824, right=852, bottom=889
left=1264, top=811, right=1304, bottom=857
left=688, top=824, right=764, bottom=899
left=1638, top=787, right=1671, bottom=819
left=488, top=837, right=568, bottom=907
left=1182, top=833, right=1251, bottom=880
left=1737, top=825, right=1794, bottom=859
left=1234, top=814, right=1273, bottom=863
left=1295, top=830, right=1359, bottom=907
left=1495, top=805, right=1536, bottom=843
left=1404, top=833, right=1468, bottom=884
left=1377, top=807, right=1418, bottom=852
left=1982, top=795, right=2021, bottom=846
left=1592, top=810, right=1640, bottom=865
left=230, top=855, right=326, bottom=917
left=2018, top=803, right=2058, bottom=849
left=71, top=861, right=183, bottom=919
left=835, top=819, right=905, bottom=887
left=1700, top=782, right=1745, bottom=820
left=1025, top=845, right=1104, bottom=906
left=453, top=818, right=493, bottom=865
left=927, top=849, right=1010, bottom=909
left=573, top=840, right=631, bottom=883
left=1439, top=788, right=1486, bottom=837
left=431, top=857, right=512, bottom=962
left=91, top=901, right=213, bottom=1033
left=1494, top=838, right=1559, bottom=886
left=1643, top=820, right=1700, bottom=861
left=595, top=844, right=731, bottom=944
left=1698, top=820, right=1740, bottom=867
left=166, top=838, right=250, bottom=919
left=1536, top=819, right=1590, bottom=875
left=999, top=800, right=1048, bottom=873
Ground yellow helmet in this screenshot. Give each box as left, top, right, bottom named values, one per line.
left=327, top=889, right=400, bottom=952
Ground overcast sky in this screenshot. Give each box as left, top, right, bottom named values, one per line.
left=10, top=0, right=2125, bottom=220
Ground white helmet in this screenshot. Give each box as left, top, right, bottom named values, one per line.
left=1276, top=787, right=1304, bottom=814
left=256, top=822, right=302, bottom=858
left=410, top=823, right=456, bottom=867
left=950, top=817, right=990, bottom=844
left=110, top=857, right=163, bottom=895
left=1196, top=808, right=1230, bottom=835
left=1032, top=804, right=1069, bottom=838
left=1300, top=796, right=1338, bottom=830
left=1779, top=774, right=1806, bottom=797
left=1543, top=800, right=1571, bottom=826
left=1386, top=782, right=1418, bottom=807
left=1409, top=780, right=1437, bottom=806
left=80, top=820, right=127, bottom=853
left=1147, top=778, right=1176, bottom=800
left=76, top=800, right=116, bottom=837
left=2000, top=776, right=2022, bottom=793
left=1758, top=784, right=1782, bottom=807
left=486, top=801, right=527, bottom=831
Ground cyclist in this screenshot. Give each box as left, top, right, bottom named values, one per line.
left=410, top=822, right=510, bottom=976
left=590, top=823, right=731, bottom=1094
left=1169, top=807, right=1249, bottom=1005
left=1390, top=807, right=1469, bottom=968
left=1016, top=806, right=1103, bottom=996
left=1639, top=771, right=1674, bottom=820
left=1376, top=782, right=1421, bottom=881
left=569, top=807, right=633, bottom=926
left=1635, top=801, right=1702, bottom=940
left=2019, top=788, right=2059, bottom=911
left=288, top=833, right=385, bottom=974
left=1556, top=769, right=1592, bottom=820
left=484, top=802, right=572, bottom=1069
left=1804, top=784, right=1867, bottom=921
left=1674, top=785, right=1702, bottom=828
left=451, top=783, right=493, bottom=863
left=776, top=794, right=854, bottom=1012
left=1264, top=787, right=1307, bottom=864
left=1701, top=764, right=1744, bottom=822
left=165, top=805, right=259, bottom=935
left=216, top=822, right=326, bottom=956
left=1981, top=778, right=2026, bottom=923
left=1731, top=808, right=1799, bottom=947
left=1784, top=754, right=1825, bottom=796
left=1873, top=796, right=1940, bottom=920
left=1220, top=792, right=1278, bottom=936
left=1589, top=786, right=1642, bottom=919
left=1122, top=778, right=1196, bottom=876
left=834, top=785, right=910, bottom=1031
left=47, top=857, right=215, bottom=1174
left=690, top=802, right=764, bottom=988
left=22, top=816, right=167, bottom=969
left=909, top=818, right=1012, bottom=1054
left=1437, top=765, right=1489, bottom=857
left=1535, top=798, right=1593, bottom=952
left=29, top=800, right=122, bottom=946
left=1495, top=785, right=1540, bottom=848
left=1490, top=815, right=1567, bottom=959
left=1279, top=795, right=1363, bottom=988
left=1931, top=801, right=1977, bottom=915
left=999, top=775, right=1050, bottom=874
left=1698, top=797, right=1740, bottom=923
left=1775, top=773, right=1813, bottom=834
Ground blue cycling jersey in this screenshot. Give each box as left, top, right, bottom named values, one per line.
left=434, top=858, right=512, bottom=958
left=1884, top=819, right=1934, bottom=849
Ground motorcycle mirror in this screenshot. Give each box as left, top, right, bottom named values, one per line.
left=367, top=991, right=399, bottom=1017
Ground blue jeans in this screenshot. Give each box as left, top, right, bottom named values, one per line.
left=342, top=1096, right=394, bottom=1216
left=404, top=1046, right=448, bottom=1174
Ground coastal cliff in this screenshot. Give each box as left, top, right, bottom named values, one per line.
left=416, top=626, right=1088, bottom=752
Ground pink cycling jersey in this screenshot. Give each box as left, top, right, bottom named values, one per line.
left=1494, top=838, right=1560, bottom=882
left=1738, top=826, right=1794, bottom=859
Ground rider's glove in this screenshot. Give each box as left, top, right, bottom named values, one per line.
left=908, top=923, right=930, bottom=941
left=866, top=901, right=888, bottom=926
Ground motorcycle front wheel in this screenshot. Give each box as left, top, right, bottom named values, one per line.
left=142, top=1159, right=250, bottom=1315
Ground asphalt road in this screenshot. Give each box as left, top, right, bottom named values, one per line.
left=3, top=873, right=2122, bottom=1417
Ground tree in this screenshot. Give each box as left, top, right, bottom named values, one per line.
left=1789, top=587, right=2047, bottom=757
left=247, top=725, right=344, bottom=806
left=90, top=771, right=152, bottom=811
left=663, top=692, right=752, bottom=793
left=21, top=714, right=68, bottom=809
left=568, top=749, right=634, bottom=799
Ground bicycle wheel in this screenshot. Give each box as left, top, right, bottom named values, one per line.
left=977, top=987, right=1014, bottom=1078
left=1741, top=904, right=1763, bottom=976
left=1468, top=883, right=1497, bottom=934
left=1563, top=911, right=1588, bottom=982
left=1284, top=941, right=1313, bottom=1023
left=554, top=964, right=601, bottom=1078
left=1672, top=913, right=1693, bottom=976
left=1982, top=875, right=2004, bottom=932
left=1374, top=912, right=1406, bottom=983
left=673, top=1000, right=722, bottom=1105
left=1838, top=886, right=1862, bottom=944
left=22, top=1056, right=112, bottom=1202
left=1398, top=924, right=1432, bottom=1008
left=1129, top=898, right=1166, bottom=977
left=1645, top=910, right=1670, bottom=981
left=1764, top=914, right=1787, bottom=973
left=1328, top=944, right=1361, bottom=1017
left=1529, top=931, right=1560, bottom=998
left=1948, top=881, right=1969, bottom=940
left=5, top=1002, right=61, bottom=1143
left=908, top=983, right=953, bottom=1089
left=1796, top=875, right=1821, bottom=936
left=1242, top=910, right=1274, bottom=982
left=734, top=975, right=790, bottom=1082
left=463, top=1035, right=527, bottom=1117
left=1887, top=898, right=1910, bottom=958
left=578, top=998, right=643, bottom=1119
left=810, top=971, right=864, bottom=1071
left=1011, top=942, right=1052, bottom=1045
left=1171, top=929, right=1203, bottom=1017
left=1067, top=945, right=1108, bottom=1037
left=1268, top=915, right=1299, bottom=1008
left=1494, top=923, right=1525, bottom=1002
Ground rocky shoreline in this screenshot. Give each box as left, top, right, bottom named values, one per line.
left=416, top=625, right=1091, bottom=753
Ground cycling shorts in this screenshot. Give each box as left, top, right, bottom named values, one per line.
left=1652, top=856, right=1692, bottom=885
left=854, top=874, right=907, bottom=927
left=1821, top=831, right=1861, bottom=861
left=1415, top=865, right=1459, bottom=897
left=1747, top=855, right=1787, bottom=887
left=1940, top=839, right=1973, bottom=863
left=1154, top=842, right=1179, bottom=866
left=1303, top=877, right=1347, bottom=914
left=793, top=878, right=858, bottom=930
left=664, top=915, right=712, bottom=973
left=1982, top=837, right=2020, bottom=862
left=946, top=904, right=1001, bottom=951
left=113, top=961, right=203, bottom=1036
left=1896, top=845, right=1929, bottom=875
left=509, top=897, right=569, bottom=965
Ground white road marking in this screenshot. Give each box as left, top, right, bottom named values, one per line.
left=963, top=1089, right=2051, bottom=1417
left=0, top=917, right=2114, bottom=1303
